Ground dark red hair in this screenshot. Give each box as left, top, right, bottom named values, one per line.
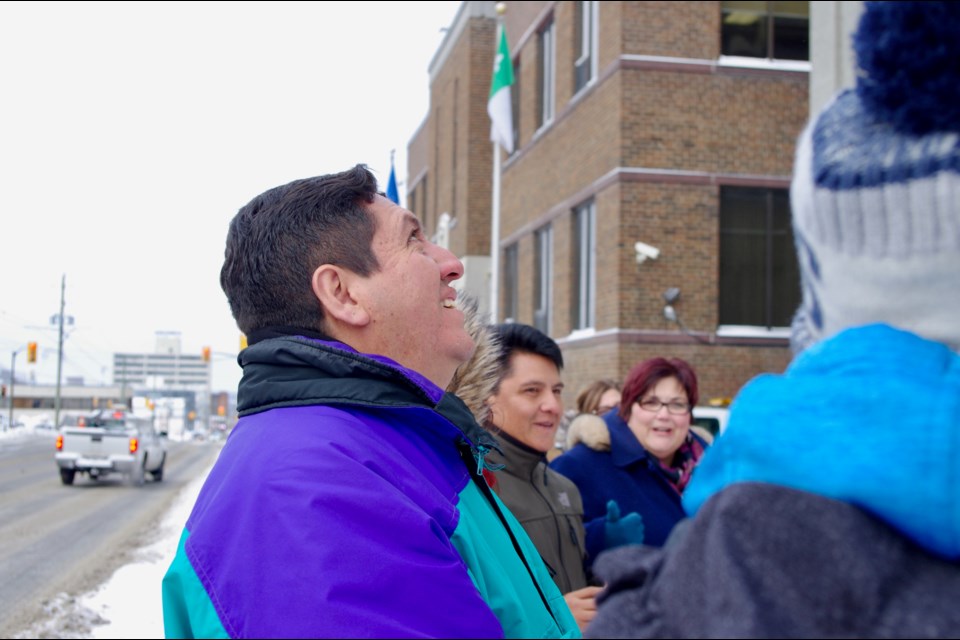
left=618, top=357, right=699, bottom=420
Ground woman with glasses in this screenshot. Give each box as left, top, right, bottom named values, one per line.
left=550, top=357, right=707, bottom=558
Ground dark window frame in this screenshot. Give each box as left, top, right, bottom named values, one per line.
left=574, top=1, right=598, bottom=93
left=537, top=17, right=556, bottom=129
left=510, top=58, right=521, bottom=154
left=719, top=186, right=801, bottom=329
left=533, top=225, right=553, bottom=334
left=503, top=243, right=519, bottom=323
left=571, top=200, right=596, bottom=331
left=721, top=1, right=809, bottom=62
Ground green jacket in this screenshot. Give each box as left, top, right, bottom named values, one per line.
left=488, top=432, right=592, bottom=594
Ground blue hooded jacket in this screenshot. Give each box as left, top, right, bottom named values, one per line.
left=583, top=324, right=960, bottom=639
left=683, top=323, right=960, bottom=560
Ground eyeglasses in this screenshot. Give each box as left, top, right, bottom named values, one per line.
left=637, top=398, right=690, bottom=415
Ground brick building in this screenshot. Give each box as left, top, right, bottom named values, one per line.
left=407, top=1, right=811, bottom=403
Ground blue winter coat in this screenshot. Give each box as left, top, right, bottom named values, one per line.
left=550, top=413, right=706, bottom=558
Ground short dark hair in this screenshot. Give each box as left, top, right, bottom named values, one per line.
left=220, top=164, right=381, bottom=335
left=619, top=357, right=699, bottom=420
left=490, top=323, right=564, bottom=393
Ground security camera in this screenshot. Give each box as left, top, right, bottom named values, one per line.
left=634, top=241, right=661, bottom=264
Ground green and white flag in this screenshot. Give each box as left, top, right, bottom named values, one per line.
left=487, top=24, right=514, bottom=153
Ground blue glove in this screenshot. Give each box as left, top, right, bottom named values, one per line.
left=604, top=499, right=645, bottom=549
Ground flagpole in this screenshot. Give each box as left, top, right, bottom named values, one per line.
left=490, top=140, right=501, bottom=323
left=489, top=3, right=508, bottom=324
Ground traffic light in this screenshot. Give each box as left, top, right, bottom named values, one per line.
left=26, top=341, right=37, bottom=363
left=202, top=346, right=211, bottom=362
left=217, top=405, right=226, bottom=417
left=240, top=333, right=248, bottom=350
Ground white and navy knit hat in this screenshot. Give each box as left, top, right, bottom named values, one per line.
left=789, top=1, right=960, bottom=354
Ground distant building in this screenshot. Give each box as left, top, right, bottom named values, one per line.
left=114, top=330, right=208, bottom=390
left=5, top=383, right=127, bottom=415
left=3, top=331, right=233, bottom=433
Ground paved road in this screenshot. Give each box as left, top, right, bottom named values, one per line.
left=0, top=432, right=220, bottom=637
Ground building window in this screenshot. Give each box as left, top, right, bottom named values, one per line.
left=574, top=1, right=598, bottom=94
left=433, top=212, right=452, bottom=250
left=533, top=225, right=553, bottom=334
left=719, top=187, right=801, bottom=328
left=571, top=200, right=596, bottom=330
left=538, top=18, right=556, bottom=129
left=721, top=1, right=809, bottom=61
left=419, top=176, right=427, bottom=222
left=503, top=243, right=519, bottom=322
left=511, top=58, right=521, bottom=153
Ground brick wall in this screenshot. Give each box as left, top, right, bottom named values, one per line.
left=413, top=1, right=806, bottom=404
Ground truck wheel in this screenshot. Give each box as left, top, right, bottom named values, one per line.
left=149, top=454, right=166, bottom=482
left=130, top=459, right=146, bottom=486
left=60, top=469, right=76, bottom=486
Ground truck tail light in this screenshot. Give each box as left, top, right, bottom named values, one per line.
left=129, top=438, right=139, bottom=454
left=56, top=434, right=64, bottom=451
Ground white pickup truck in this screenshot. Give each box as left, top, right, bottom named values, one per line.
left=55, top=409, right=167, bottom=486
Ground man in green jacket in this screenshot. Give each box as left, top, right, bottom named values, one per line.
left=450, top=321, right=642, bottom=633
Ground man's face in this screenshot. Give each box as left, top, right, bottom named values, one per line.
left=487, top=352, right=564, bottom=453
left=357, top=196, right=475, bottom=387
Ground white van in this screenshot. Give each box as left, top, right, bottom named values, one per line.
left=692, top=405, right=730, bottom=439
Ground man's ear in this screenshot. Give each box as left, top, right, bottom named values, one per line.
left=311, top=264, right=371, bottom=328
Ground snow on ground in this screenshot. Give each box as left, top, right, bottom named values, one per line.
left=83, top=465, right=206, bottom=639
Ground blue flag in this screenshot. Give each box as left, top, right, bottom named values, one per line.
left=386, top=157, right=400, bottom=204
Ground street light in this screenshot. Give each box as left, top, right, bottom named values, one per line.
left=203, top=348, right=240, bottom=434
left=51, top=274, right=74, bottom=429
left=25, top=276, right=74, bottom=427
left=7, top=343, right=34, bottom=431
left=660, top=287, right=712, bottom=345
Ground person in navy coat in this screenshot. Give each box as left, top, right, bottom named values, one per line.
left=551, top=357, right=707, bottom=560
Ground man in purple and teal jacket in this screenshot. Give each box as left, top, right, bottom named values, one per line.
left=161, top=165, right=579, bottom=638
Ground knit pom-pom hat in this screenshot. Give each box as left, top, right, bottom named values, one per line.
left=789, top=1, right=960, bottom=354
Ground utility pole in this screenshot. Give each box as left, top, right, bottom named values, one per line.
left=55, top=274, right=66, bottom=429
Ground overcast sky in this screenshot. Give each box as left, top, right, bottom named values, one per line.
left=0, top=0, right=463, bottom=393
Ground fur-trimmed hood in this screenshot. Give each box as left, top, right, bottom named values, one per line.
left=566, top=413, right=611, bottom=451
left=566, top=412, right=714, bottom=451
left=446, top=294, right=501, bottom=427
